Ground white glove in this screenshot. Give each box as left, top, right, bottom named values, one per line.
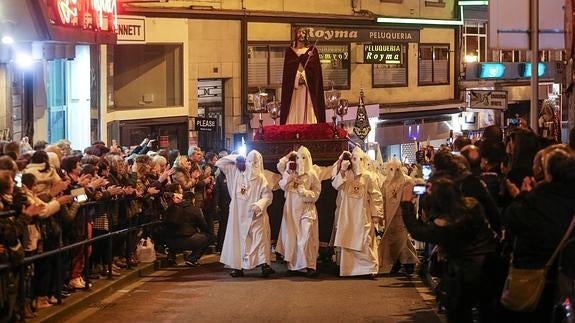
left=341, top=160, right=350, bottom=171
left=249, top=204, right=262, bottom=216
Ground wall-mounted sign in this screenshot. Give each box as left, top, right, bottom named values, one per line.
left=117, top=16, right=145, bottom=43
left=52, top=0, right=117, bottom=32
left=479, top=63, right=506, bottom=78
left=520, top=62, right=546, bottom=78
left=468, top=90, right=508, bottom=110
left=363, top=44, right=402, bottom=64
left=318, top=51, right=349, bottom=62
left=294, top=26, right=420, bottom=43
left=194, top=117, right=217, bottom=132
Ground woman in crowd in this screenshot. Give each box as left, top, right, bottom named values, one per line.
left=400, top=177, right=499, bottom=323
left=20, top=173, right=68, bottom=309
left=503, top=146, right=575, bottom=322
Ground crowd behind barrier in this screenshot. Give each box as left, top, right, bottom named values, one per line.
left=0, top=137, right=208, bottom=322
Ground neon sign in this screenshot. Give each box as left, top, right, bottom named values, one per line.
left=53, top=0, right=117, bottom=32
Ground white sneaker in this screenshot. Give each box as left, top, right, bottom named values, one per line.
left=79, top=277, right=92, bottom=288
left=36, top=297, right=53, bottom=309
left=68, top=277, right=85, bottom=289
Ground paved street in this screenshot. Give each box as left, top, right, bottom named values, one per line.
left=62, top=255, right=445, bottom=323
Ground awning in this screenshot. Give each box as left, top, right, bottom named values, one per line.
left=379, top=101, right=466, bottom=121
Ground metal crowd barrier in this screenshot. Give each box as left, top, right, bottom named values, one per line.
left=0, top=197, right=164, bottom=321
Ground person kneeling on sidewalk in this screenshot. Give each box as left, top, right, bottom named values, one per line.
left=163, top=184, right=210, bottom=267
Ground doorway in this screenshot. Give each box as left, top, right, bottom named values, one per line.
left=197, top=79, right=225, bottom=152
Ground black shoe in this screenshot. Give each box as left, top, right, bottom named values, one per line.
left=286, top=270, right=298, bottom=277
left=403, top=264, right=415, bottom=276
left=389, top=261, right=401, bottom=274
left=166, top=258, right=177, bottom=267
left=261, top=264, right=275, bottom=278
left=305, top=268, right=317, bottom=278
left=230, top=269, right=244, bottom=277
left=185, top=259, right=200, bottom=267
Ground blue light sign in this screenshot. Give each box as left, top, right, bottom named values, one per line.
left=521, top=63, right=546, bottom=77
left=479, top=63, right=505, bottom=78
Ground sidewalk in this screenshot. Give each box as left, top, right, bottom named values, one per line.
left=28, top=257, right=168, bottom=323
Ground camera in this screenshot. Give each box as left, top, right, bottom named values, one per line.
left=422, top=164, right=432, bottom=181
left=71, top=187, right=88, bottom=203
left=412, top=184, right=426, bottom=195
left=341, top=151, right=352, bottom=161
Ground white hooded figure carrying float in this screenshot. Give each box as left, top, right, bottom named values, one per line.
left=379, top=158, right=419, bottom=275
left=275, top=145, right=322, bottom=277
left=215, top=149, right=275, bottom=277
left=331, top=146, right=384, bottom=277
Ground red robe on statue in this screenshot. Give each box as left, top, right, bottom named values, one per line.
left=280, top=46, right=326, bottom=125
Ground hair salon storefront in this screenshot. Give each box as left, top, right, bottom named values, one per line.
left=248, top=23, right=460, bottom=162
left=0, top=0, right=116, bottom=149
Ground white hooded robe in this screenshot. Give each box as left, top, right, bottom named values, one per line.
left=276, top=146, right=321, bottom=271
left=331, top=147, right=384, bottom=276
left=216, top=150, right=273, bottom=270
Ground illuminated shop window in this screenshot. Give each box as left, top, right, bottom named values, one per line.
left=463, top=20, right=487, bottom=62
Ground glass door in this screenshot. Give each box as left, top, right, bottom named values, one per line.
left=46, top=59, right=67, bottom=143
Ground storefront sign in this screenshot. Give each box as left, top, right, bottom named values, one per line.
left=194, top=117, right=217, bottom=132
left=318, top=51, right=349, bottom=61
left=295, top=26, right=420, bottom=43
left=117, top=16, right=145, bottom=43
left=363, top=44, right=402, bottom=64
left=53, top=0, right=117, bottom=32
left=468, top=90, right=508, bottom=110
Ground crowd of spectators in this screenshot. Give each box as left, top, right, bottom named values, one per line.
left=0, top=137, right=230, bottom=321
left=404, top=125, right=575, bottom=323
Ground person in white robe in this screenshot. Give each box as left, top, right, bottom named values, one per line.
left=215, top=150, right=275, bottom=277
left=276, top=146, right=321, bottom=277
left=379, top=158, right=419, bottom=275
left=331, top=146, right=384, bottom=277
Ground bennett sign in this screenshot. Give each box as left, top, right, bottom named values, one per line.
left=296, top=26, right=419, bottom=43
left=117, top=16, right=145, bottom=43
left=363, top=44, right=402, bottom=64
left=194, top=117, right=217, bottom=132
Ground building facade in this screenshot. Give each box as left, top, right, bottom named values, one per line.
left=0, top=0, right=464, bottom=157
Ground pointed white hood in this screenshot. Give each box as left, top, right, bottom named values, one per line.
left=385, top=158, right=403, bottom=183
left=351, top=146, right=365, bottom=175
left=374, top=145, right=386, bottom=174
left=296, top=145, right=313, bottom=176
left=245, top=149, right=264, bottom=179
